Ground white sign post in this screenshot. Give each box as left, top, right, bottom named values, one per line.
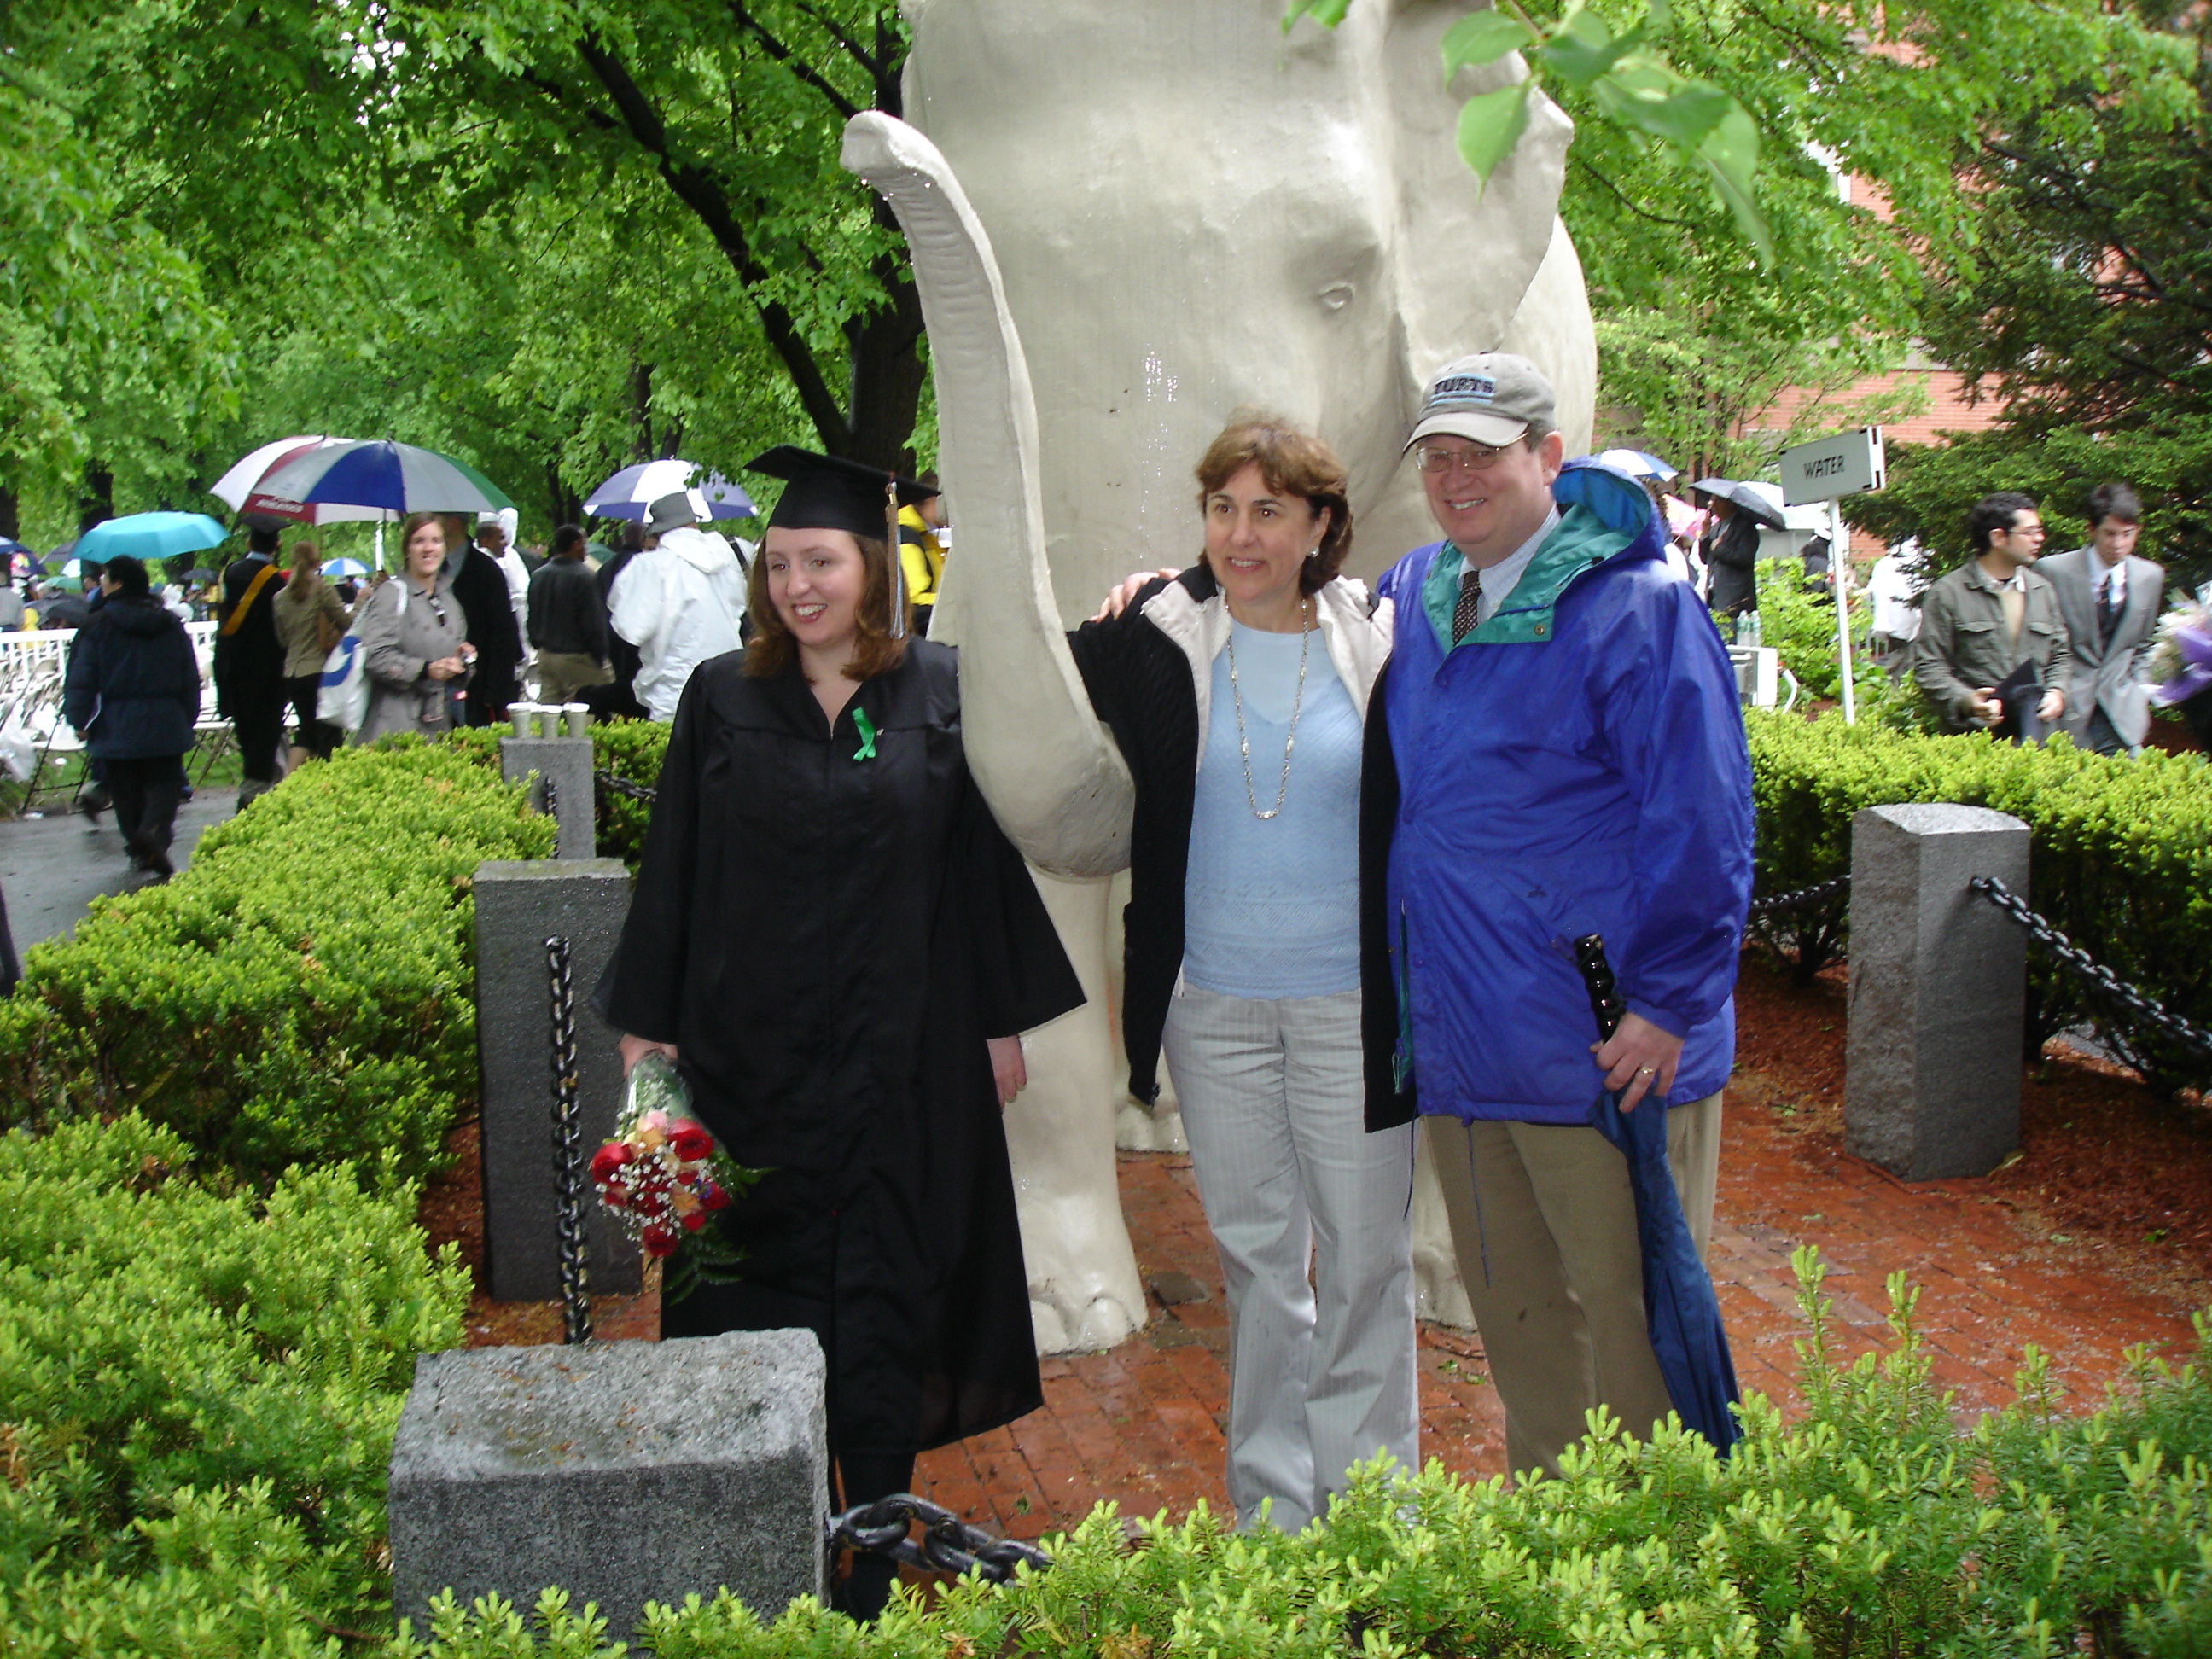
left=1780, top=428, right=1887, bottom=726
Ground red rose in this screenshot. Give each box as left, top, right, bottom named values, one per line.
left=643, top=1224, right=678, bottom=1257
left=680, top=1208, right=710, bottom=1231
left=669, top=1123, right=714, bottom=1162
left=590, top=1141, right=632, bottom=1183
left=701, top=1182, right=731, bottom=1211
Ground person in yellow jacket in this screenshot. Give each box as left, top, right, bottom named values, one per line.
left=897, top=472, right=950, bottom=634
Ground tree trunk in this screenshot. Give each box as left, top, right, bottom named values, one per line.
left=77, top=465, right=114, bottom=534
left=629, top=361, right=655, bottom=463
left=0, top=485, right=17, bottom=540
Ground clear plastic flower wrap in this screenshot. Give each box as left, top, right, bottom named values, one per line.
left=590, top=1053, right=758, bottom=1299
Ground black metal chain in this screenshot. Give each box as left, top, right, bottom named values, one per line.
left=540, top=771, right=558, bottom=825
left=546, top=934, right=592, bottom=1345
left=825, top=1494, right=1052, bottom=1584
left=595, top=768, right=659, bottom=804
left=1970, top=878, right=2212, bottom=1062
left=1747, top=874, right=1852, bottom=917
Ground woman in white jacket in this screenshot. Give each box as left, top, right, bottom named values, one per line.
left=608, top=492, right=749, bottom=720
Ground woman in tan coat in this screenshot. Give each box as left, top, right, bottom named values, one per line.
left=271, top=540, right=358, bottom=760
left=353, top=514, right=473, bottom=744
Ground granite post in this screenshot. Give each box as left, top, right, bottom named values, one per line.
left=475, top=858, right=641, bottom=1299
left=1844, top=803, right=2029, bottom=1180
left=388, top=1330, right=829, bottom=1638
left=502, top=735, right=596, bottom=859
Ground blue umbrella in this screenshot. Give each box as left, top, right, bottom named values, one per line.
left=323, top=556, right=371, bottom=578
left=1574, top=935, right=1742, bottom=1456
left=74, top=512, right=230, bottom=563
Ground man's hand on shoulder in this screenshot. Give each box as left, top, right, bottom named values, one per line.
left=1090, top=568, right=1181, bottom=623
left=1592, top=1011, right=1685, bottom=1113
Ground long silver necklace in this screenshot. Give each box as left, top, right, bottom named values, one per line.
left=1225, top=597, right=1313, bottom=821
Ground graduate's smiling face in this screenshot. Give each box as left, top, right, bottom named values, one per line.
left=765, top=527, right=868, bottom=656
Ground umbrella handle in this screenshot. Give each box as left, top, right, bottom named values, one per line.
left=1571, top=934, right=1626, bottom=1043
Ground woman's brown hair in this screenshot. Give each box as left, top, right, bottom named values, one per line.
left=1194, top=412, right=1354, bottom=594
left=743, top=529, right=910, bottom=681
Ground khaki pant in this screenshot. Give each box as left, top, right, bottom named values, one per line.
left=534, top=651, right=614, bottom=707
left=1424, top=1094, right=1721, bottom=1481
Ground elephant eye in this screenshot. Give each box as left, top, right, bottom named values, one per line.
left=1317, top=282, right=1356, bottom=312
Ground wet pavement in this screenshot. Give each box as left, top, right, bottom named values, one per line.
left=0, top=790, right=238, bottom=959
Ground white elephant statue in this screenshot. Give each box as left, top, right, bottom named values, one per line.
left=846, top=0, right=1596, bottom=1354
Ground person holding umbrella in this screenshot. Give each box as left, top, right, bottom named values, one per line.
left=1693, top=481, right=1765, bottom=637
left=213, top=515, right=292, bottom=806
left=61, top=556, right=200, bottom=879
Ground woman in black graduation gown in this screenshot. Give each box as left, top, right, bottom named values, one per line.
left=600, top=448, right=1082, bottom=1618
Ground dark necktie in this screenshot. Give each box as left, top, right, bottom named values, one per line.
left=1452, top=567, right=1482, bottom=643
left=2097, top=574, right=2120, bottom=643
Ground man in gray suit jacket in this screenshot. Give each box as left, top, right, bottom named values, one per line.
left=2040, top=482, right=2164, bottom=755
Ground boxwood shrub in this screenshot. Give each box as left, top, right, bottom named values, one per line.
left=399, top=1267, right=2211, bottom=1658
left=1748, top=711, right=2212, bottom=1095
left=0, top=740, right=552, bottom=1187
left=0, top=1114, right=470, bottom=1655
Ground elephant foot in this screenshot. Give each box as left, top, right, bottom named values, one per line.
left=1115, top=1094, right=1188, bottom=1155
left=1029, top=1278, right=1146, bottom=1355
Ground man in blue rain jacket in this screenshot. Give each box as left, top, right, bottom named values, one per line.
left=1359, top=353, right=1754, bottom=1479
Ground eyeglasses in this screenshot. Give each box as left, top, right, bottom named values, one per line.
left=1413, top=443, right=1512, bottom=475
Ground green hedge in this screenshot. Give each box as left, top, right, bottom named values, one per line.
left=0, top=741, right=552, bottom=1188
left=1748, top=712, right=2212, bottom=1093
left=400, top=1266, right=2212, bottom=1658
left=0, top=1114, right=470, bottom=1655
left=589, top=717, right=670, bottom=872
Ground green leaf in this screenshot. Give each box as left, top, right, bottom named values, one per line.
left=1697, top=104, right=1773, bottom=265
left=1534, top=6, right=1637, bottom=86
left=1595, top=67, right=1734, bottom=148
left=1281, top=0, right=1353, bottom=32
left=1441, top=11, right=1539, bottom=81
left=1456, top=79, right=1534, bottom=185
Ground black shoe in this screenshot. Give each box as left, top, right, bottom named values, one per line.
left=141, top=844, right=175, bottom=880
left=77, top=788, right=109, bottom=824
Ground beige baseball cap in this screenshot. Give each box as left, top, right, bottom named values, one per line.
left=1405, top=352, right=1557, bottom=451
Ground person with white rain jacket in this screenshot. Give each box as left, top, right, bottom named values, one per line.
left=608, top=492, right=749, bottom=721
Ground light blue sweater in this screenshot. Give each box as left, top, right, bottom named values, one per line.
left=1182, top=622, right=1362, bottom=999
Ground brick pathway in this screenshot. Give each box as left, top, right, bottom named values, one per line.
left=916, top=1072, right=2202, bottom=1545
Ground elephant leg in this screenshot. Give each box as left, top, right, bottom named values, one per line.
left=1004, top=867, right=1148, bottom=1354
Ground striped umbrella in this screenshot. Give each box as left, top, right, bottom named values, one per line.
left=584, top=458, right=755, bottom=522
left=253, top=439, right=515, bottom=516
left=208, top=436, right=390, bottom=524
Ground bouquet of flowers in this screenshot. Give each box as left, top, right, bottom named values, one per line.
left=2147, top=583, right=2212, bottom=708
left=591, top=1053, right=756, bottom=1298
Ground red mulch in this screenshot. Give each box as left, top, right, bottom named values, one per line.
left=1732, top=952, right=2212, bottom=1301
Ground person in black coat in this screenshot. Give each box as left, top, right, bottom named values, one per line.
left=1699, top=495, right=1761, bottom=628
left=213, top=518, right=290, bottom=806
left=597, top=450, right=1082, bottom=1620
left=584, top=521, right=651, bottom=720
left=61, top=556, right=200, bottom=878
left=437, top=515, right=524, bottom=726
left=525, top=524, right=614, bottom=706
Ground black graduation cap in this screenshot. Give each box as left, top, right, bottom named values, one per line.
left=744, top=446, right=937, bottom=539
left=745, top=447, right=941, bottom=638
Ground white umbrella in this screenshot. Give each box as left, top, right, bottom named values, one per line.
left=209, top=436, right=391, bottom=525
left=584, top=459, right=756, bottom=522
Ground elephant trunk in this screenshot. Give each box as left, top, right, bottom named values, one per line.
left=841, top=112, right=1133, bottom=878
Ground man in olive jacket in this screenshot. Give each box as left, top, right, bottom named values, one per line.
left=1912, top=492, right=2073, bottom=738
